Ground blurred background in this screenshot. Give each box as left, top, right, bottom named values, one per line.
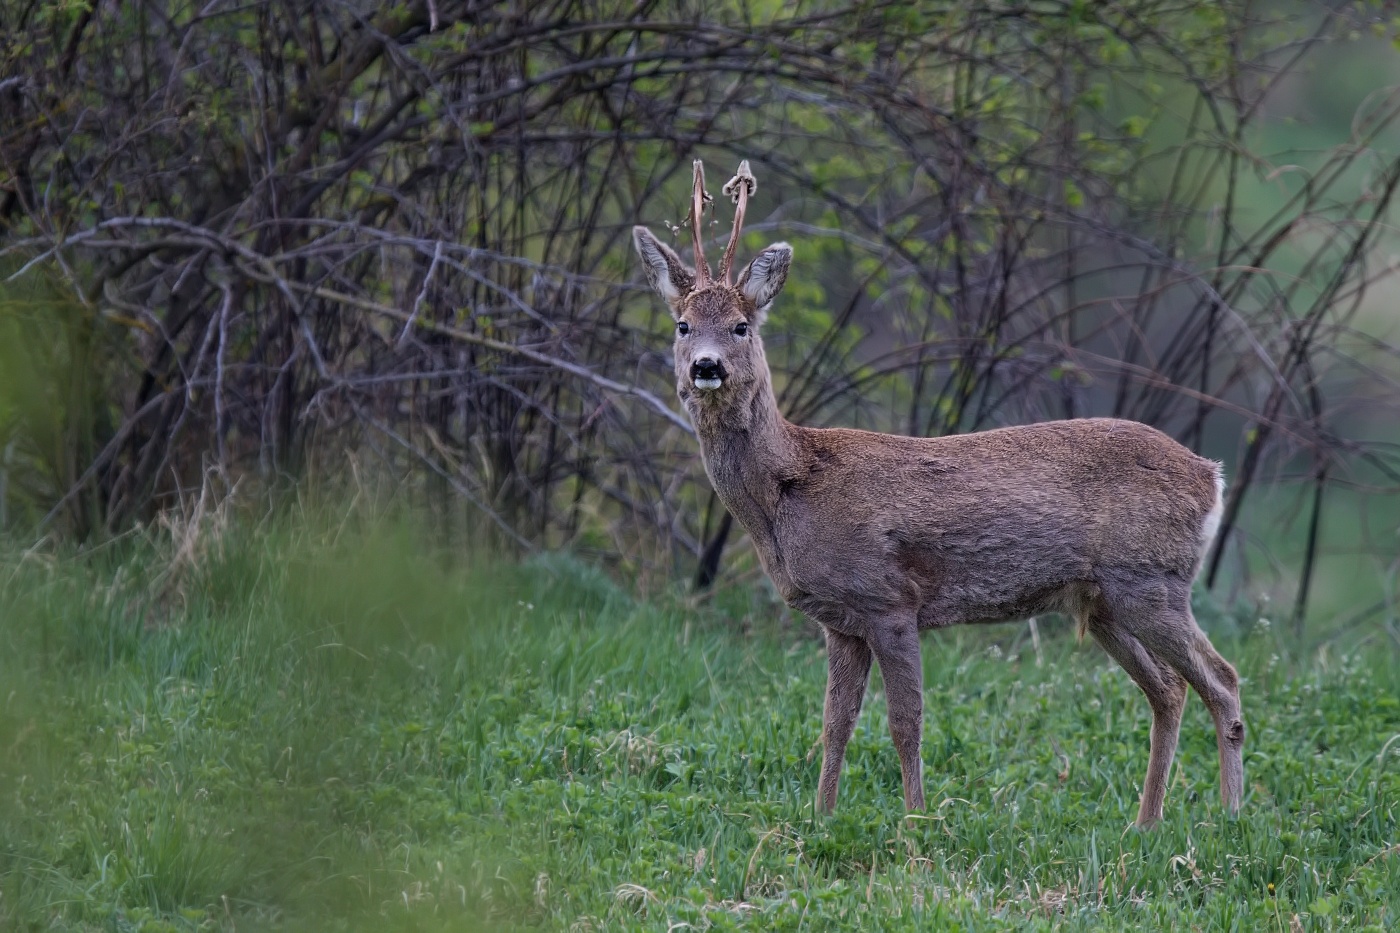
left=3, top=0, right=1400, bottom=641
left=6, top=5, right=1400, bottom=931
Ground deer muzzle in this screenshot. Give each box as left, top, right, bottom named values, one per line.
left=690, top=357, right=727, bottom=391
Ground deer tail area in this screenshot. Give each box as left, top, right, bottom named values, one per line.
left=1198, top=461, right=1227, bottom=569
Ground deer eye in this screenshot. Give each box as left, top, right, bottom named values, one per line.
left=733, top=321, right=749, bottom=337
left=676, top=321, right=690, bottom=336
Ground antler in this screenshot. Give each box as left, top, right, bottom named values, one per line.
left=687, top=160, right=713, bottom=285
left=719, top=160, right=756, bottom=284
left=684, top=158, right=756, bottom=286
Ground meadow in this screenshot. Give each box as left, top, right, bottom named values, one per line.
left=1, top=518, right=1397, bottom=931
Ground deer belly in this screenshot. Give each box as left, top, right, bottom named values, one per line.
left=924, top=578, right=1096, bottom=627
left=896, top=534, right=1093, bottom=627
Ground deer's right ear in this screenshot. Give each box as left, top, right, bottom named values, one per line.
left=633, top=226, right=695, bottom=317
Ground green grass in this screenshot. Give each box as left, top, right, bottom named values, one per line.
left=1, top=518, right=1398, bottom=931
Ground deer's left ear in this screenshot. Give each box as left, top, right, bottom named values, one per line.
left=736, top=243, right=792, bottom=325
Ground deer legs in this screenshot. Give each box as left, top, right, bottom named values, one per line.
left=1203, top=643, right=1246, bottom=814
left=1087, top=615, right=1187, bottom=827
left=1131, top=612, right=1245, bottom=816
left=1095, top=584, right=1245, bottom=824
left=819, top=619, right=926, bottom=813
left=818, top=627, right=872, bottom=812
left=868, top=618, right=926, bottom=811
left=816, top=592, right=1242, bottom=825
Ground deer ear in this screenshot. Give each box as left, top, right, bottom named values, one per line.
left=736, top=242, right=792, bottom=324
left=633, top=226, right=695, bottom=316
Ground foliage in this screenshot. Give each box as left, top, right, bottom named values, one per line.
left=2, top=519, right=1397, bottom=930
left=2, top=1, right=1400, bottom=623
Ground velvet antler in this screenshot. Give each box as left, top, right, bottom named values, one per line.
left=687, top=160, right=713, bottom=285
left=719, top=160, right=756, bottom=284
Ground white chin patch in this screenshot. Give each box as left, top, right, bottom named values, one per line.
left=693, top=377, right=723, bottom=391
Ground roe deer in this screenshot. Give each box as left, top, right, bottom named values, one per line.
left=633, top=159, right=1244, bottom=828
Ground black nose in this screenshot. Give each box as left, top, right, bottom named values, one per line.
left=691, top=357, right=726, bottom=381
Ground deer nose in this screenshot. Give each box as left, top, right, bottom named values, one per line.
left=690, top=357, right=727, bottom=387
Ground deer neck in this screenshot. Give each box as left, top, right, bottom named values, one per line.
left=687, top=368, right=796, bottom=548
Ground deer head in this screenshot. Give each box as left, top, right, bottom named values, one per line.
left=633, top=160, right=792, bottom=411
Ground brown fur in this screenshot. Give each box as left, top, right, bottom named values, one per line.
left=633, top=165, right=1244, bottom=827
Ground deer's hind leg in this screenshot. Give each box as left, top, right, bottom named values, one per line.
left=1107, top=580, right=1245, bottom=817
left=1085, top=604, right=1188, bottom=828
left=818, top=627, right=873, bottom=813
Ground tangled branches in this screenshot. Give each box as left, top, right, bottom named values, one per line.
left=2, top=0, right=1399, bottom=625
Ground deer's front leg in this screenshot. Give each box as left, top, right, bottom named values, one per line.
left=818, top=627, right=872, bottom=812
left=868, top=616, right=925, bottom=810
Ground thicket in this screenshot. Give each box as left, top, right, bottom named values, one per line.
left=3, top=0, right=1400, bottom=627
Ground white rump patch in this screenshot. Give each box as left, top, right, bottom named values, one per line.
left=1198, top=463, right=1226, bottom=563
